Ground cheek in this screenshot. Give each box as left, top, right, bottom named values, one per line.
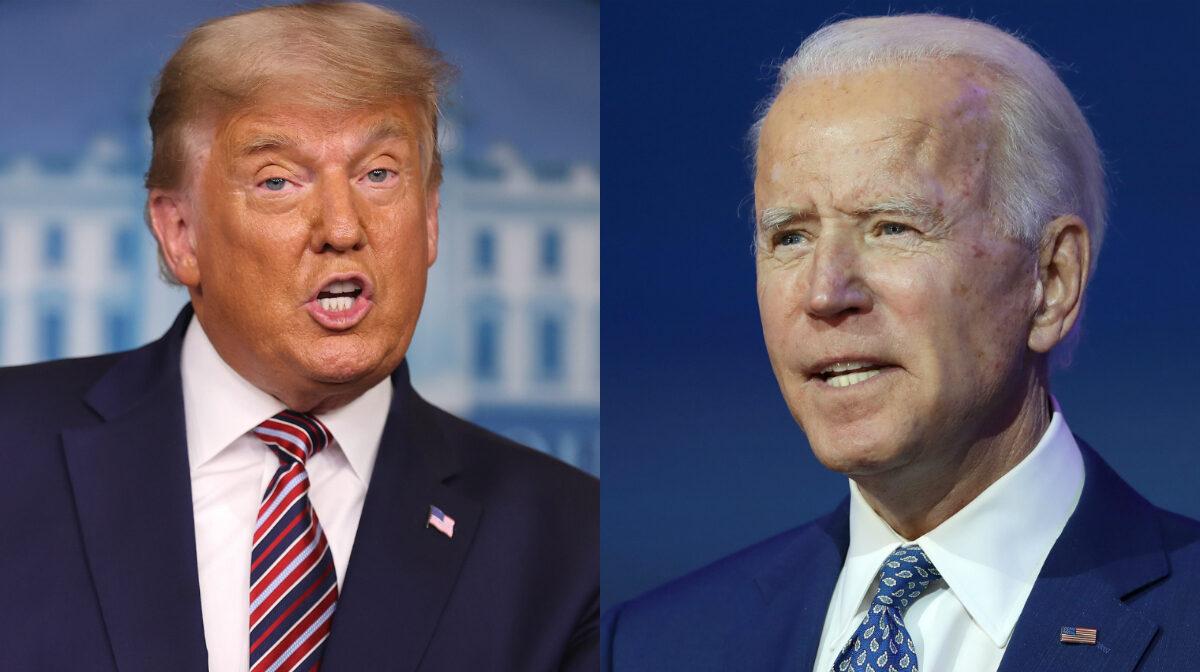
left=869, top=257, right=983, bottom=382
left=756, top=266, right=801, bottom=348
left=870, top=257, right=951, bottom=326
left=882, top=247, right=1031, bottom=381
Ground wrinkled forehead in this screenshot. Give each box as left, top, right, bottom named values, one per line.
left=755, top=61, right=998, bottom=210
left=215, top=102, right=422, bottom=156
left=178, top=97, right=429, bottom=186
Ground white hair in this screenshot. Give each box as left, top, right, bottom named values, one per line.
left=753, top=14, right=1107, bottom=271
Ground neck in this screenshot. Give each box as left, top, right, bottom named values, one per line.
left=853, top=369, right=1052, bottom=540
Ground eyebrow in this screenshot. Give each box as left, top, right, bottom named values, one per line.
left=855, top=196, right=942, bottom=223
left=757, top=194, right=943, bottom=232
left=758, top=206, right=815, bottom=232
left=231, top=119, right=413, bottom=159
left=357, top=119, right=412, bottom=148
left=233, top=131, right=303, bottom=158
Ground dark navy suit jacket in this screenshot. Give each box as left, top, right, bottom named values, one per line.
left=0, top=307, right=599, bottom=671
left=603, top=443, right=1200, bottom=671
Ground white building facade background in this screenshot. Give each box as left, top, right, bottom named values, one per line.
left=0, top=124, right=599, bottom=475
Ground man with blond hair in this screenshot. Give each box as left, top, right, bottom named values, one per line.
left=0, top=4, right=597, bottom=671
left=603, top=13, right=1200, bottom=672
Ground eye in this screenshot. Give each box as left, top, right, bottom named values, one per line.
left=775, top=230, right=808, bottom=247
left=262, top=177, right=289, bottom=191
left=878, top=221, right=913, bottom=236
left=366, top=168, right=392, bottom=183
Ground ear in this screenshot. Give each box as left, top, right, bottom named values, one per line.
left=1028, top=214, right=1090, bottom=353
left=147, top=188, right=202, bottom=288
left=425, top=185, right=440, bottom=268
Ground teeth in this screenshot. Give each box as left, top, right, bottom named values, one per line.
left=827, top=369, right=882, bottom=388
left=822, top=361, right=875, bottom=374
left=325, top=280, right=359, bottom=294
left=317, top=296, right=355, bottom=312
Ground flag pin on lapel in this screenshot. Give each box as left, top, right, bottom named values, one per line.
left=427, top=505, right=455, bottom=539
left=1060, top=626, right=1097, bottom=645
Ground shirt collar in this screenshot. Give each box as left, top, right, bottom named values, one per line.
left=836, top=397, right=1085, bottom=647
left=180, top=314, right=391, bottom=485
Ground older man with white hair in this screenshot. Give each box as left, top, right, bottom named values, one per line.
left=602, top=13, right=1200, bottom=672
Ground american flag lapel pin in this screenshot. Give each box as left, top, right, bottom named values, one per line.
left=427, top=505, right=455, bottom=539
left=1060, top=626, right=1098, bottom=645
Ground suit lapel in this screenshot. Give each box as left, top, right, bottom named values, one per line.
left=321, top=363, right=482, bottom=672
left=999, top=442, right=1164, bottom=672
left=726, top=500, right=850, bottom=671
left=61, top=307, right=208, bottom=672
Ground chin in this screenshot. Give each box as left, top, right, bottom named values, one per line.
left=301, top=339, right=391, bottom=386
left=804, top=421, right=913, bottom=477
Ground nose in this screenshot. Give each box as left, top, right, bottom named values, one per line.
left=310, top=175, right=367, bottom=253
left=803, top=233, right=872, bottom=319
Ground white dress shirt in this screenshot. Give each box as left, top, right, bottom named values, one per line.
left=180, top=316, right=392, bottom=672
left=812, top=399, right=1085, bottom=672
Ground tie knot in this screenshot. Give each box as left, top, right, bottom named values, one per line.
left=871, top=545, right=940, bottom=612
left=253, top=410, right=331, bottom=465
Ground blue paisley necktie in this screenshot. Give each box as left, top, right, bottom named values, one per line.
left=834, top=545, right=941, bottom=672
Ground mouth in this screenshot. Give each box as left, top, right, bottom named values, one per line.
left=305, top=272, right=374, bottom=330
left=808, top=359, right=895, bottom=389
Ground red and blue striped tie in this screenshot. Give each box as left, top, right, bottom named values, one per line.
left=248, top=411, right=339, bottom=672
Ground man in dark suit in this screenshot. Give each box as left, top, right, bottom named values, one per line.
left=603, top=13, right=1200, bottom=672
left=0, top=3, right=597, bottom=671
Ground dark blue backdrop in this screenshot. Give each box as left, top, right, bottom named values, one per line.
left=601, top=0, right=1200, bottom=611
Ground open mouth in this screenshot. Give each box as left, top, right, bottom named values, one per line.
left=305, top=273, right=373, bottom=330
left=315, top=279, right=364, bottom=313
left=814, top=361, right=889, bottom=388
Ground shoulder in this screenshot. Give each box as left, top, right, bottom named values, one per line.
left=413, top=396, right=598, bottom=561
left=1150, top=506, right=1200, bottom=579
left=604, top=506, right=845, bottom=669
left=619, top=522, right=816, bottom=617
left=0, top=353, right=122, bottom=429
left=1123, top=506, right=1200, bottom=666
left=1070, top=443, right=1200, bottom=661
left=422, top=397, right=598, bottom=509
left=0, top=353, right=126, bottom=505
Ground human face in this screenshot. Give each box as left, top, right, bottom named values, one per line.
left=182, top=101, right=437, bottom=411
left=754, top=62, right=1042, bottom=478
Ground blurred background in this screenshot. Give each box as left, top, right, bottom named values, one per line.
left=603, top=0, right=1200, bottom=610
left=0, top=0, right=599, bottom=475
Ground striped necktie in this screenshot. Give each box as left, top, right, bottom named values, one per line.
left=248, top=410, right=339, bottom=672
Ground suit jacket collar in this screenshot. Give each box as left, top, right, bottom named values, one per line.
left=725, top=499, right=850, bottom=671
left=63, top=305, right=481, bottom=672
left=62, top=305, right=208, bottom=672
left=727, top=441, right=1166, bottom=672
left=319, top=356, right=482, bottom=672
left=997, top=441, right=1164, bottom=672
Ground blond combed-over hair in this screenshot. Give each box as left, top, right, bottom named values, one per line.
left=146, top=1, right=454, bottom=193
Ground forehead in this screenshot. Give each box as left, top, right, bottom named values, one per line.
left=210, top=99, right=425, bottom=161
left=755, top=61, right=996, bottom=209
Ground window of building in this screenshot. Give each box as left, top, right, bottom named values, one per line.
left=43, top=224, right=66, bottom=267
left=537, top=315, right=564, bottom=381
left=39, top=305, right=65, bottom=360
left=474, top=228, right=496, bottom=275
left=473, top=316, right=500, bottom=380
left=539, top=228, right=561, bottom=276
left=115, top=225, right=141, bottom=269
left=105, top=309, right=135, bottom=351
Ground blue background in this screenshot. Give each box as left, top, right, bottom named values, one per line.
left=602, top=0, right=1200, bottom=611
